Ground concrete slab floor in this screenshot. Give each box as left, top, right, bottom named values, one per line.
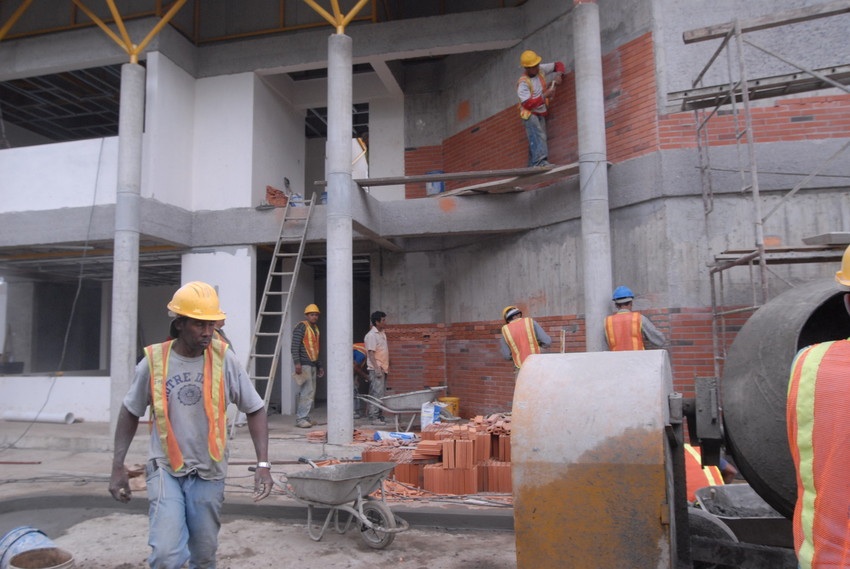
left=0, top=407, right=516, bottom=568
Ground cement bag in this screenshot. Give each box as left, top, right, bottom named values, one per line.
left=421, top=401, right=448, bottom=429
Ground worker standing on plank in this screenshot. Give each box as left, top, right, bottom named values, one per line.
left=604, top=286, right=666, bottom=350
left=787, top=244, right=850, bottom=569
left=499, top=305, right=552, bottom=369
left=517, top=49, right=565, bottom=167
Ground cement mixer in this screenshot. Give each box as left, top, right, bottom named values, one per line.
left=721, top=279, right=850, bottom=519
left=509, top=278, right=850, bottom=568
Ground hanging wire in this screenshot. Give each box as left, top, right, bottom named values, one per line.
left=0, top=138, right=106, bottom=453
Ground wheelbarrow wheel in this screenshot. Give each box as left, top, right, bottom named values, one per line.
left=359, top=499, right=396, bottom=549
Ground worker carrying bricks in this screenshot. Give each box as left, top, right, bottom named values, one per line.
left=604, top=286, right=666, bottom=350
left=787, top=244, right=850, bottom=569
left=499, top=305, right=552, bottom=369
left=517, top=49, right=565, bottom=167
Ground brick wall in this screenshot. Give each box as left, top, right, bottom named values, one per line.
left=404, top=145, right=443, bottom=199
left=660, top=94, right=850, bottom=149
left=384, top=307, right=749, bottom=418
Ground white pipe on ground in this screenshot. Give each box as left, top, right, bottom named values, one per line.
left=2, top=411, right=75, bottom=424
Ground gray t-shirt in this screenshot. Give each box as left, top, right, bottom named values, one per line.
left=123, top=345, right=264, bottom=480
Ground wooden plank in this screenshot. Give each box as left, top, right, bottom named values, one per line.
left=314, top=166, right=568, bottom=187
left=440, top=162, right=581, bottom=197
left=683, top=0, right=850, bottom=44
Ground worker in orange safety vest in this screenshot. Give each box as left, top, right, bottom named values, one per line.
left=683, top=443, right=738, bottom=503
left=787, top=244, right=850, bottom=569
left=499, top=305, right=552, bottom=369
left=604, top=286, right=666, bottom=351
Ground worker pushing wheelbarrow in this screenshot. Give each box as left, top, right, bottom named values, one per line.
left=272, top=459, right=409, bottom=549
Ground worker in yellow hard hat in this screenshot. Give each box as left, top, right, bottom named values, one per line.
left=499, top=304, right=552, bottom=369
left=788, top=244, right=850, bottom=568
left=109, top=281, right=272, bottom=567
left=292, top=303, right=324, bottom=428
left=517, top=49, right=566, bottom=167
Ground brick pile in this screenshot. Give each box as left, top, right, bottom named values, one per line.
left=361, top=413, right=512, bottom=496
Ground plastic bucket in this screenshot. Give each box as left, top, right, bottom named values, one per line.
left=0, top=527, right=74, bottom=569
left=438, top=396, right=459, bottom=417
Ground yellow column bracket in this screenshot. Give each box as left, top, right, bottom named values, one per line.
left=0, top=0, right=35, bottom=43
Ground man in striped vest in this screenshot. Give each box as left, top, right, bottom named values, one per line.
left=604, top=285, right=666, bottom=351
left=787, top=246, right=850, bottom=569
left=109, top=282, right=271, bottom=568
left=499, top=305, right=552, bottom=369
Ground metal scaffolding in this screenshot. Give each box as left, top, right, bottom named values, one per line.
left=668, top=0, right=850, bottom=377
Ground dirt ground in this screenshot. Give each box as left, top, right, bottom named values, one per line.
left=10, top=510, right=515, bottom=569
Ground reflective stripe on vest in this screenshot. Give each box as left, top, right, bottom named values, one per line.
left=353, top=343, right=367, bottom=357
left=301, top=321, right=320, bottom=362
left=146, top=338, right=228, bottom=471
left=517, top=72, right=548, bottom=120
left=604, top=312, right=644, bottom=351
left=787, top=340, right=850, bottom=569
left=501, top=317, right=541, bottom=368
left=683, top=443, right=724, bottom=503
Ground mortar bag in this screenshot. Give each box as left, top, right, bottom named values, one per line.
left=293, top=368, right=309, bottom=386
left=421, top=401, right=442, bottom=429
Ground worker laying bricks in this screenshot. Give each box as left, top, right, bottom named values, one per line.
left=787, top=244, right=850, bottom=569
left=604, top=285, right=666, bottom=350
left=516, top=49, right=566, bottom=167
left=499, top=305, right=551, bottom=369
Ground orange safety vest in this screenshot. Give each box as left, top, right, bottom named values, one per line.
left=353, top=343, right=367, bottom=358
left=517, top=72, right=548, bottom=120
left=604, top=311, right=645, bottom=351
left=683, top=443, right=724, bottom=503
left=787, top=339, right=850, bottom=569
left=146, top=338, right=228, bottom=472
left=301, top=321, right=320, bottom=362
left=501, top=317, right=541, bottom=368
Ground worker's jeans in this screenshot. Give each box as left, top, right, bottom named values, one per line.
left=146, top=465, right=225, bottom=569
left=367, top=369, right=386, bottom=419
left=524, top=114, right=549, bottom=166
left=294, top=365, right=317, bottom=421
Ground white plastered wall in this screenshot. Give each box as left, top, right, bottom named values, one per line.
left=367, top=96, right=405, bottom=201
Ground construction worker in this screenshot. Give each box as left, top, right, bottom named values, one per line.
left=499, top=305, right=552, bottom=369
left=291, top=304, right=324, bottom=428
left=604, top=286, right=666, bottom=351
left=353, top=342, right=369, bottom=419
left=787, top=244, right=850, bottom=569
left=517, top=49, right=565, bottom=167
left=683, top=443, right=738, bottom=503
left=109, top=281, right=271, bottom=568
left=365, top=311, right=390, bottom=425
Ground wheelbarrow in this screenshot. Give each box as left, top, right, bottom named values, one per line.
left=277, top=460, right=409, bottom=549
left=358, top=386, right=456, bottom=431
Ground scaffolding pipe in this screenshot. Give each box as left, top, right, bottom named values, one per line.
left=573, top=2, right=613, bottom=352
left=325, top=33, right=354, bottom=445
left=109, top=63, right=144, bottom=432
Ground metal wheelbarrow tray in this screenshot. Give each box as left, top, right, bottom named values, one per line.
left=358, top=386, right=450, bottom=431
left=281, top=462, right=409, bottom=549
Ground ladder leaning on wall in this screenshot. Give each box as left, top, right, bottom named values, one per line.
left=247, top=195, right=315, bottom=414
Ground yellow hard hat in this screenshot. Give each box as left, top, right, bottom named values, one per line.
left=304, top=303, right=321, bottom=315
left=502, top=305, right=521, bottom=322
left=836, top=244, right=850, bottom=287
left=520, top=50, right=542, bottom=68
left=167, top=281, right=226, bottom=321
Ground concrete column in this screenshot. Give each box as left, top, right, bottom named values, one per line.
left=326, top=34, right=354, bottom=444
left=573, top=1, right=613, bottom=352
left=109, top=63, right=145, bottom=430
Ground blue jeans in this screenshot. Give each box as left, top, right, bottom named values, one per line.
left=146, top=465, right=225, bottom=569
left=523, top=114, right=548, bottom=166
left=294, top=365, right=317, bottom=421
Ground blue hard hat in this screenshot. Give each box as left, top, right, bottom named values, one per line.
left=612, top=286, right=635, bottom=302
